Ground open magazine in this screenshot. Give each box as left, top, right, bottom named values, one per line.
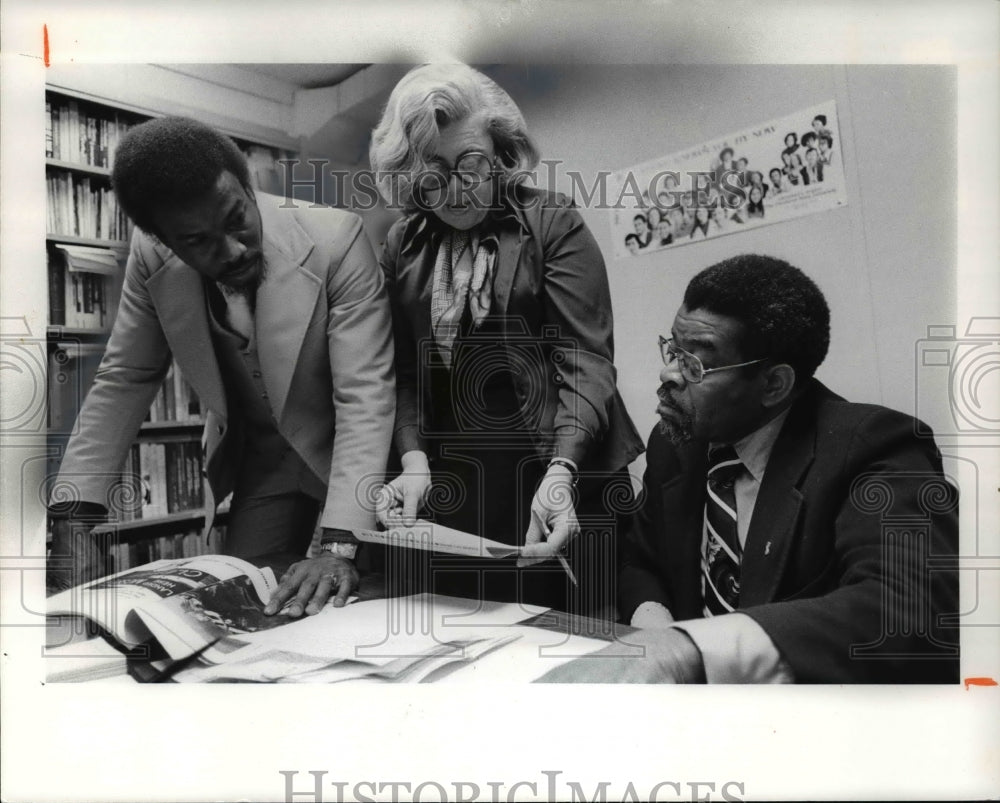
left=46, top=554, right=298, bottom=665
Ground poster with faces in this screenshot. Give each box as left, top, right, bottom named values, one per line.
left=610, top=100, right=846, bottom=259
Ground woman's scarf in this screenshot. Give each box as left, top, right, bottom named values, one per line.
left=429, top=227, right=498, bottom=367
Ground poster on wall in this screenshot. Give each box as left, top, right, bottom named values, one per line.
left=609, top=100, right=847, bottom=260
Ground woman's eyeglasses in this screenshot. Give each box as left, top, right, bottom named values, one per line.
left=417, top=151, right=496, bottom=196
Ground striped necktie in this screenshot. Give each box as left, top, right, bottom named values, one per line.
left=702, top=445, right=743, bottom=616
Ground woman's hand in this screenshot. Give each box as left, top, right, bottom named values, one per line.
left=519, top=464, right=580, bottom=567
left=376, top=450, right=432, bottom=528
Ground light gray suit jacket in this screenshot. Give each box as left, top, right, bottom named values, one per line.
left=54, top=193, right=395, bottom=533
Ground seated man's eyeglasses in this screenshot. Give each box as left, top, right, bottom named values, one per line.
left=418, top=151, right=496, bottom=196
left=658, top=335, right=768, bottom=384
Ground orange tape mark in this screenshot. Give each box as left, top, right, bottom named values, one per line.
left=964, top=677, right=998, bottom=690
left=43, top=24, right=50, bottom=67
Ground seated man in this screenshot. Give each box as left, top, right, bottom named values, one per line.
left=540, top=254, right=959, bottom=683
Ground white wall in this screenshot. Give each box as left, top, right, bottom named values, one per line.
left=481, top=64, right=957, bottom=464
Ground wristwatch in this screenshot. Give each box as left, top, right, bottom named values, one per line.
left=319, top=541, right=358, bottom=560
left=319, top=528, right=359, bottom=560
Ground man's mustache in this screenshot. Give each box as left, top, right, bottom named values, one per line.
left=656, top=385, right=679, bottom=408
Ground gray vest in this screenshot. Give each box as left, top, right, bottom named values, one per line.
left=205, top=285, right=326, bottom=502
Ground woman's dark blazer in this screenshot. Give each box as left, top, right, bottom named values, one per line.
left=378, top=185, right=643, bottom=474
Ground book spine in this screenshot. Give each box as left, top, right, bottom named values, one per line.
left=87, top=116, right=96, bottom=166
left=165, top=442, right=180, bottom=514
left=163, top=364, right=177, bottom=421
left=179, top=442, right=192, bottom=511
left=45, top=101, right=53, bottom=158
left=68, top=101, right=79, bottom=163
left=184, top=442, right=201, bottom=510
left=47, top=252, right=66, bottom=326
left=152, top=443, right=167, bottom=518
left=52, top=102, right=61, bottom=160
left=46, top=177, right=54, bottom=234
left=82, top=273, right=94, bottom=316
left=119, top=444, right=136, bottom=522
left=99, top=118, right=108, bottom=167
left=72, top=176, right=80, bottom=235
left=67, top=273, right=79, bottom=328
left=138, top=442, right=154, bottom=519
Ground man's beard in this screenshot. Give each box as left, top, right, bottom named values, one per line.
left=656, top=385, right=694, bottom=445
left=219, top=259, right=265, bottom=304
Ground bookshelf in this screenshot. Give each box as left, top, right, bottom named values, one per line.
left=45, top=87, right=295, bottom=571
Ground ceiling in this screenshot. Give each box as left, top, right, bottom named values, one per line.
left=239, top=63, right=368, bottom=90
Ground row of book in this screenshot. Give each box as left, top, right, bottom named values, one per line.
left=47, top=172, right=131, bottom=241
left=48, top=248, right=117, bottom=331
left=110, top=526, right=227, bottom=572
left=146, top=364, right=202, bottom=423
left=120, top=440, right=206, bottom=521
left=45, top=97, right=132, bottom=168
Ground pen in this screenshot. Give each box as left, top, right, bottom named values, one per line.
left=556, top=553, right=579, bottom=587
left=531, top=511, right=579, bottom=587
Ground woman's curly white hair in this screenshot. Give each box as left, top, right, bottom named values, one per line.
left=369, top=63, right=539, bottom=209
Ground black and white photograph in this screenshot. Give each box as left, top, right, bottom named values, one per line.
left=1, top=2, right=998, bottom=802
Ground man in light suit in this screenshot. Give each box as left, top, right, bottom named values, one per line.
left=47, top=117, right=395, bottom=616
left=540, top=255, right=959, bottom=683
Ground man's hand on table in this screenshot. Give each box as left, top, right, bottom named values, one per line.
left=534, top=626, right=706, bottom=683
left=263, top=555, right=359, bottom=617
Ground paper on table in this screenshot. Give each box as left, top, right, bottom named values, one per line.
left=211, top=594, right=546, bottom=666
left=172, top=595, right=546, bottom=683
left=352, top=520, right=520, bottom=558
left=434, top=626, right=611, bottom=684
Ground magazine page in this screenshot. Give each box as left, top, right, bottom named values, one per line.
left=47, top=554, right=272, bottom=647
left=130, top=572, right=295, bottom=662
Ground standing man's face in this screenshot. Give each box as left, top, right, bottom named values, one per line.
left=152, top=170, right=264, bottom=291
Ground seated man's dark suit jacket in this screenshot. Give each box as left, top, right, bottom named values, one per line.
left=620, top=379, right=959, bottom=683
